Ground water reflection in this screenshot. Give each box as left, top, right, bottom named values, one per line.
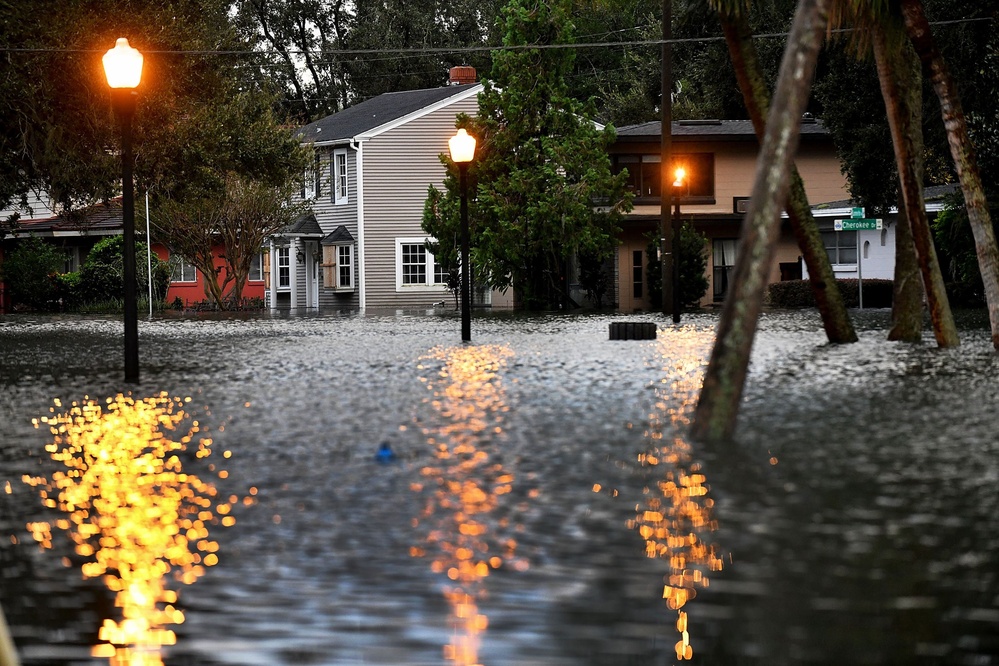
left=22, top=393, right=241, bottom=665
left=410, top=345, right=528, bottom=666
left=630, top=327, right=724, bottom=661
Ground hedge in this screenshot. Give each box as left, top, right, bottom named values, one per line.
left=766, top=279, right=894, bottom=308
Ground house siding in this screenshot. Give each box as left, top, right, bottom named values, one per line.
left=359, top=95, right=480, bottom=310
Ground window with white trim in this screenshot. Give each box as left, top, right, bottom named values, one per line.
left=333, top=150, right=348, bottom=205
left=170, top=254, right=197, bottom=283
left=395, top=238, right=446, bottom=291
left=249, top=252, right=265, bottom=282
left=821, top=229, right=858, bottom=266
left=277, top=247, right=291, bottom=289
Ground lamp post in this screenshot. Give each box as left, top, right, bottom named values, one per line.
left=448, top=128, right=476, bottom=342
left=103, top=37, right=143, bottom=382
left=671, top=166, right=685, bottom=324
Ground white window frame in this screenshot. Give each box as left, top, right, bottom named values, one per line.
left=277, top=247, right=291, bottom=289
left=170, top=254, right=197, bottom=283
left=821, top=228, right=858, bottom=268
left=336, top=244, right=354, bottom=290
left=249, top=252, right=265, bottom=282
left=395, top=237, right=446, bottom=292
left=333, top=149, right=348, bottom=205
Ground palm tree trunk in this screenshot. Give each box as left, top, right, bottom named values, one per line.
left=888, top=186, right=925, bottom=341
left=900, top=0, right=999, bottom=349
left=720, top=11, right=857, bottom=344
left=873, top=23, right=959, bottom=347
left=692, top=0, right=832, bottom=443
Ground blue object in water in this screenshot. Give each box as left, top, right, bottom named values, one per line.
left=375, top=442, right=397, bottom=463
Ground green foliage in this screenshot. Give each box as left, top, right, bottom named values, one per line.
left=0, top=0, right=305, bottom=215
left=78, top=235, right=170, bottom=304
left=643, top=221, right=709, bottom=309
left=766, top=279, right=894, bottom=308
left=932, top=195, right=992, bottom=307
left=436, top=0, right=632, bottom=310
left=578, top=248, right=614, bottom=308
left=0, top=237, right=66, bottom=310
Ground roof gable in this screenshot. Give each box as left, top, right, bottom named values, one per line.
left=298, top=84, right=481, bottom=145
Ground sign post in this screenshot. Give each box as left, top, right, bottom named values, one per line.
left=835, top=214, right=882, bottom=309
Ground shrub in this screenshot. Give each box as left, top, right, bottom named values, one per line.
left=1, top=237, right=65, bottom=310
left=79, top=235, right=170, bottom=305
left=766, top=278, right=894, bottom=308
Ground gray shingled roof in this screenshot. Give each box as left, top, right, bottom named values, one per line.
left=616, top=118, right=829, bottom=141
left=280, top=212, right=323, bottom=236
left=321, top=225, right=354, bottom=245
left=297, top=84, right=480, bottom=144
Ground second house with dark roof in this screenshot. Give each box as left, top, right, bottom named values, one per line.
left=265, top=68, right=489, bottom=311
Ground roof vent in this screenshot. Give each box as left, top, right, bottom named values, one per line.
left=448, top=66, right=477, bottom=86
left=802, top=112, right=816, bottom=124
left=678, top=119, right=722, bottom=126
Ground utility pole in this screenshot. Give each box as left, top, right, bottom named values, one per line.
left=660, top=0, right=674, bottom=318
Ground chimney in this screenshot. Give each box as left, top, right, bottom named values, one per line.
left=448, top=66, right=477, bottom=86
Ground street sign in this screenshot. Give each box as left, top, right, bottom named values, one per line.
left=851, top=207, right=865, bottom=219
left=835, top=218, right=882, bottom=231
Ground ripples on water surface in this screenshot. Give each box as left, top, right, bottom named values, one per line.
left=1, top=309, right=997, bottom=665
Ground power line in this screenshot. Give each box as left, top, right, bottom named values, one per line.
left=0, top=17, right=989, bottom=57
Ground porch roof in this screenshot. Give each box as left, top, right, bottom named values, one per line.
left=614, top=118, right=829, bottom=143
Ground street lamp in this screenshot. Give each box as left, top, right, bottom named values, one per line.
left=448, top=128, right=476, bottom=342
left=103, top=37, right=143, bottom=382
left=671, top=166, right=686, bottom=324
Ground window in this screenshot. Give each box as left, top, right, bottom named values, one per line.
left=333, top=150, right=348, bottom=205
left=170, top=254, right=197, bottom=283
left=249, top=252, right=265, bottom=282
left=277, top=247, right=291, bottom=289
left=713, top=239, right=738, bottom=302
left=614, top=153, right=715, bottom=201
left=61, top=247, right=80, bottom=274
left=821, top=229, right=857, bottom=266
left=321, top=244, right=354, bottom=290
left=395, top=238, right=446, bottom=291
left=302, top=154, right=321, bottom=200
left=337, top=244, right=353, bottom=289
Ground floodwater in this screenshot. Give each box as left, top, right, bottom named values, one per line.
left=0, top=308, right=997, bottom=666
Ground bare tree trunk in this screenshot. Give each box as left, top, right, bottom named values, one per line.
left=888, top=187, right=925, bottom=341
left=901, top=0, right=999, bottom=349
left=873, top=24, right=959, bottom=346
left=691, top=0, right=832, bottom=443
left=720, top=12, right=857, bottom=344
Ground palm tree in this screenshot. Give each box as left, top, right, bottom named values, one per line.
left=871, top=19, right=959, bottom=346
left=900, top=0, right=999, bottom=350
left=691, top=0, right=834, bottom=443
left=712, top=1, right=857, bottom=344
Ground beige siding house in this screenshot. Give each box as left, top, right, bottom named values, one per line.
left=609, top=118, right=865, bottom=311
left=266, top=74, right=483, bottom=311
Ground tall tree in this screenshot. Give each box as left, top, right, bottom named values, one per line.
left=152, top=173, right=308, bottom=309
left=900, top=0, right=999, bottom=349
left=712, top=0, right=857, bottom=344
left=424, top=0, right=632, bottom=311
left=872, top=20, right=958, bottom=346
left=692, top=0, right=832, bottom=443
left=231, top=0, right=353, bottom=121
left=0, top=0, right=303, bottom=216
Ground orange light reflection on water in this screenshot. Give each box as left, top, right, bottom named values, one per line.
left=628, top=327, right=724, bottom=661
left=411, top=345, right=525, bottom=666
left=23, top=393, right=243, bottom=665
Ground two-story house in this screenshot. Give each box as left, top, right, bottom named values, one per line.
left=609, top=118, right=899, bottom=311
left=266, top=68, right=489, bottom=311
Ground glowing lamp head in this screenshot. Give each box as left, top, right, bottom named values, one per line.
left=673, top=167, right=686, bottom=188
left=103, top=38, right=143, bottom=89
left=448, top=128, right=476, bottom=164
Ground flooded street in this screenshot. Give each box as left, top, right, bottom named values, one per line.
left=1, top=309, right=997, bottom=665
